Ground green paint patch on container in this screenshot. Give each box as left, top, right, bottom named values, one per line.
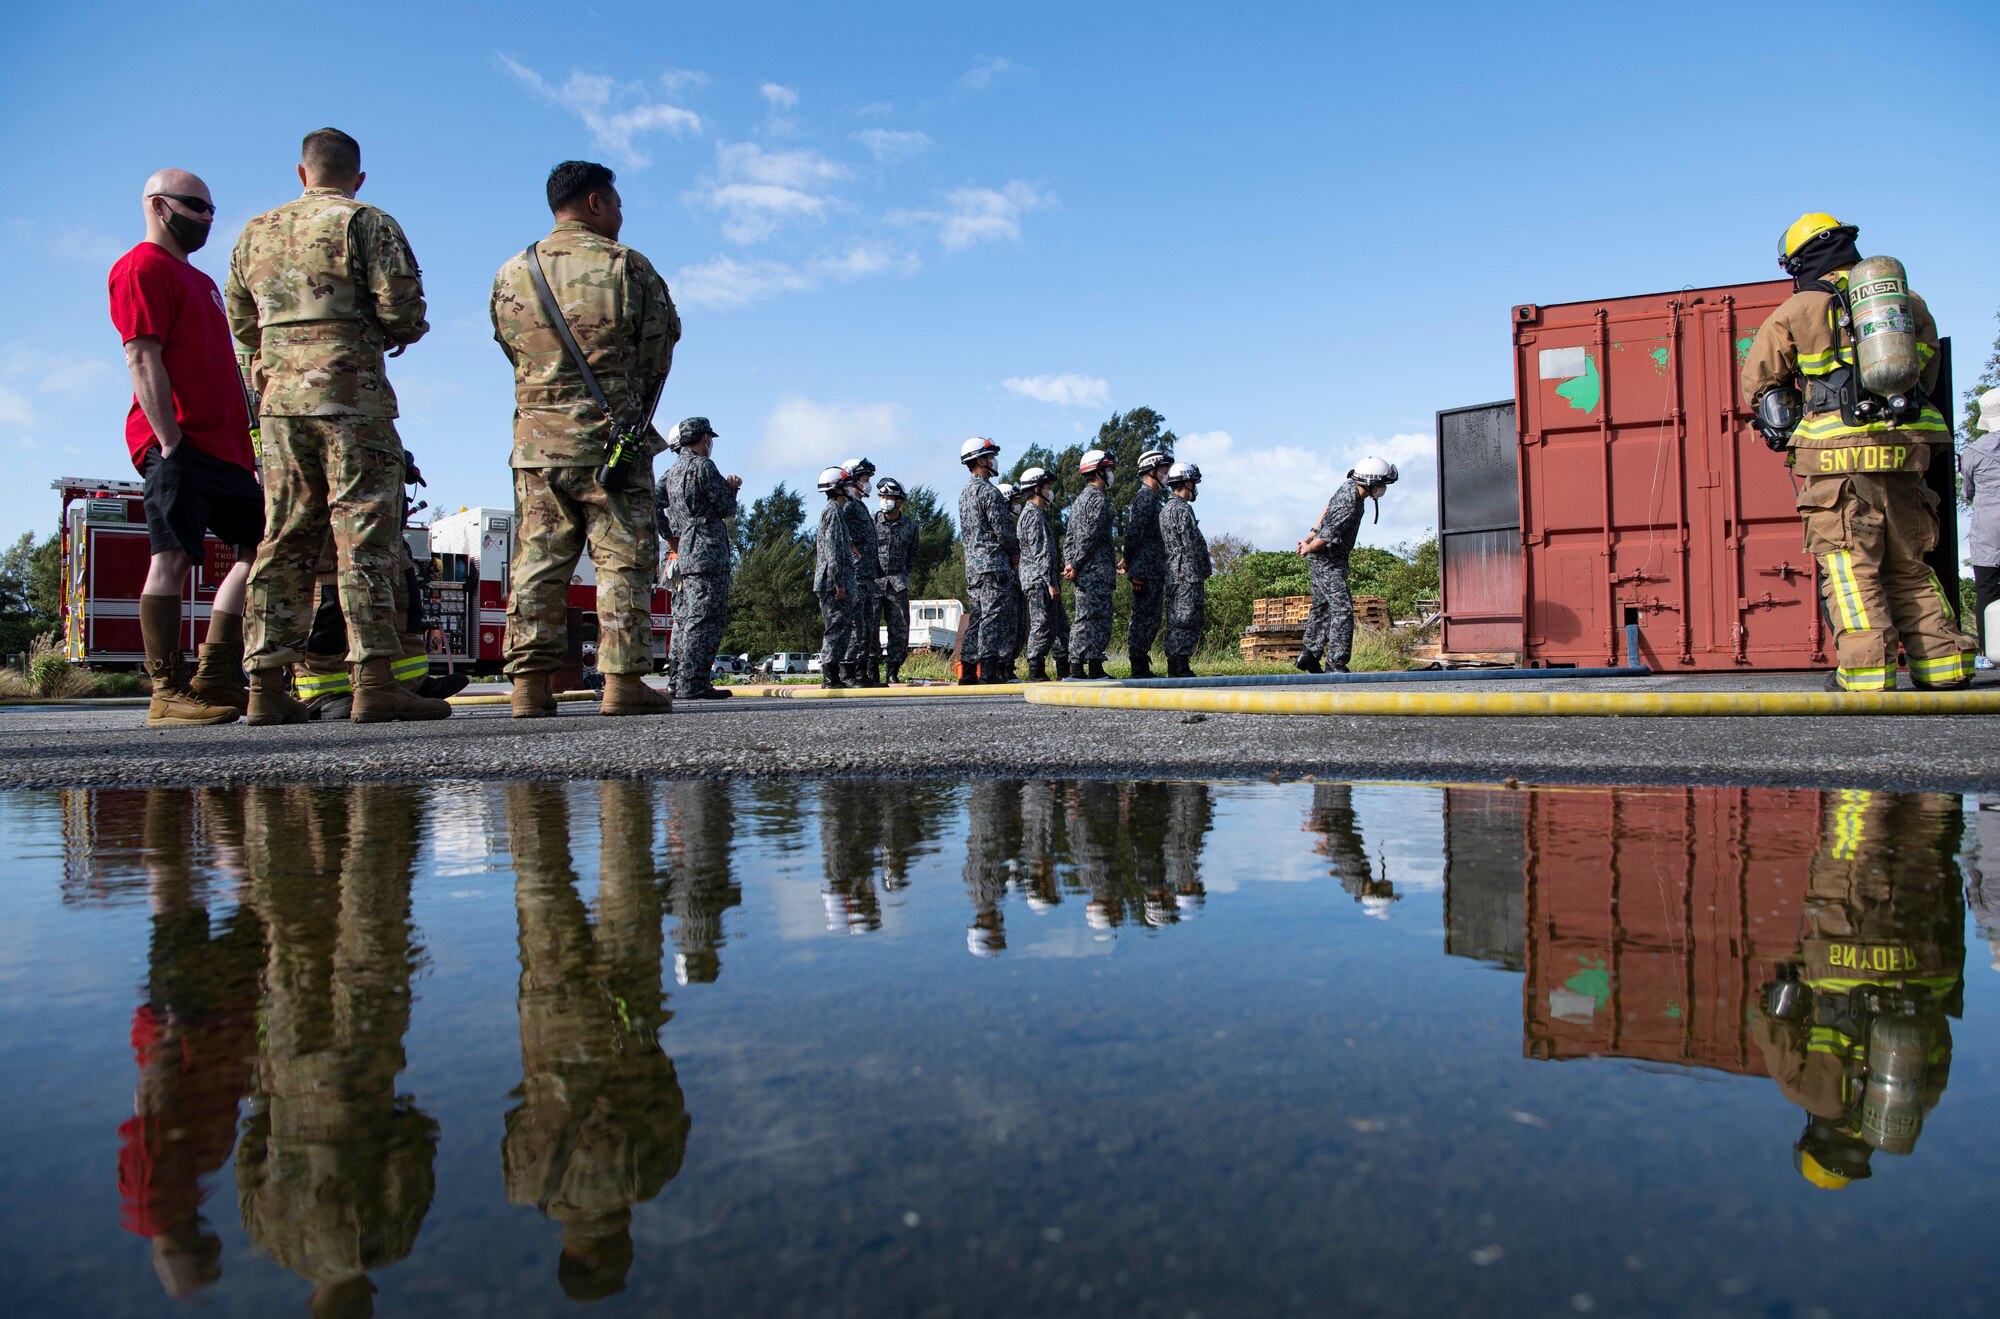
left=1565, top=957, right=1611, bottom=1007
left=1736, top=335, right=1756, bottom=366
left=1649, top=347, right=1670, bottom=375
left=1556, top=353, right=1601, bottom=414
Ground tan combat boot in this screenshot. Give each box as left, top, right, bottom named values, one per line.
left=246, top=667, right=310, bottom=727
left=188, top=610, right=249, bottom=714
left=350, top=657, right=453, bottom=723
left=511, top=670, right=555, bottom=719
left=145, top=655, right=241, bottom=727
left=600, top=672, right=673, bottom=716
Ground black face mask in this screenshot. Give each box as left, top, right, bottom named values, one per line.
left=161, top=206, right=212, bottom=255
left=1789, top=232, right=1861, bottom=291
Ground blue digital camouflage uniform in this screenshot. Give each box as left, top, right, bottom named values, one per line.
left=1017, top=500, right=1069, bottom=664
left=1304, top=481, right=1365, bottom=668
left=815, top=499, right=855, bottom=672
left=1159, top=491, right=1211, bottom=657
left=1064, top=483, right=1115, bottom=662
left=842, top=498, right=879, bottom=667
left=1124, top=482, right=1168, bottom=656
left=663, top=450, right=737, bottom=695
left=957, top=475, right=1019, bottom=663
left=874, top=509, right=920, bottom=671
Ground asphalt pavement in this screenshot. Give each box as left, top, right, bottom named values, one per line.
left=0, top=672, right=1995, bottom=791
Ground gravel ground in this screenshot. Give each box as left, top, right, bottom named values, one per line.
left=1, top=672, right=1995, bottom=790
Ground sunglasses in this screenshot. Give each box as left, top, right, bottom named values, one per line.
left=149, top=192, right=215, bottom=216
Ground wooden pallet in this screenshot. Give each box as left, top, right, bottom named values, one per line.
left=1249, top=594, right=1390, bottom=628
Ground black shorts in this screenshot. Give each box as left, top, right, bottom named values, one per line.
left=141, top=444, right=265, bottom=559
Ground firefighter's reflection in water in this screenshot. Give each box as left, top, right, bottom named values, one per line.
left=1307, top=784, right=1398, bottom=917
left=117, top=790, right=263, bottom=1299
left=662, top=781, right=743, bottom=984
left=234, top=787, right=437, bottom=1319
left=1754, top=790, right=1966, bottom=1191
left=502, top=782, right=691, bottom=1301
left=965, top=781, right=1023, bottom=957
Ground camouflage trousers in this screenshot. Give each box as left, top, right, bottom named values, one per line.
left=246, top=415, right=404, bottom=668
left=294, top=533, right=431, bottom=700
left=1798, top=472, right=1978, bottom=691
left=505, top=465, right=657, bottom=676
left=1068, top=565, right=1115, bottom=662
left=1303, top=556, right=1353, bottom=669
left=670, top=571, right=730, bottom=696
left=1011, top=587, right=1028, bottom=660
left=844, top=575, right=878, bottom=664
left=1162, top=580, right=1206, bottom=657
left=876, top=579, right=911, bottom=668
left=819, top=589, right=851, bottom=672
left=1128, top=577, right=1164, bottom=655
left=1023, top=581, right=1070, bottom=662
left=967, top=570, right=1018, bottom=662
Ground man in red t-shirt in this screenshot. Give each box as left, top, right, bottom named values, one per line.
left=108, top=167, right=264, bottom=726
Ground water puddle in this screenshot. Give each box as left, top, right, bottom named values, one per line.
left=0, top=780, right=1993, bottom=1315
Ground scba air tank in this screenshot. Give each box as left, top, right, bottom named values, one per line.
left=1847, top=255, right=1922, bottom=401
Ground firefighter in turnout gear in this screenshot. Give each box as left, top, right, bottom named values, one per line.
left=1742, top=214, right=1978, bottom=692
left=1753, top=790, right=1965, bottom=1190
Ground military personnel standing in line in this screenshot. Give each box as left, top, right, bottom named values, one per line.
left=660, top=417, right=740, bottom=701
left=1159, top=461, right=1211, bottom=678
left=1001, top=481, right=1030, bottom=671
left=956, top=437, right=1019, bottom=684
left=492, top=160, right=679, bottom=718
left=1014, top=467, right=1069, bottom=682
left=1295, top=456, right=1398, bottom=673
left=839, top=457, right=880, bottom=687
left=1064, top=448, right=1118, bottom=680
left=873, top=478, right=920, bottom=684
left=662, top=781, right=744, bottom=985
left=226, top=128, right=449, bottom=726
left=1122, top=449, right=1171, bottom=678
left=814, top=467, right=856, bottom=689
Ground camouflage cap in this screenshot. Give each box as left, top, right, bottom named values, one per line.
left=669, top=416, right=719, bottom=449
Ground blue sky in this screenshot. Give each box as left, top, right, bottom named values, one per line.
left=4, top=0, right=1998, bottom=559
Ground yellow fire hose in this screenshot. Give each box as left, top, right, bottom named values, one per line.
left=1023, top=683, right=2000, bottom=717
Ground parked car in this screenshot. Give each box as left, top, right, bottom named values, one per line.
left=710, top=653, right=750, bottom=679
left=806, top=656, right=823, bottom=674
left=756, top=652, right=813, bottom=675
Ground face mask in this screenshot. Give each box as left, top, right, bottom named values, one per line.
left=161, top=205, right=212, bottom=254
left=1104, top=471, right=1116, bottom=488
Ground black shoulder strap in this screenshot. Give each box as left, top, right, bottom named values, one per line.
left=523, top=243, right=615, bottom=422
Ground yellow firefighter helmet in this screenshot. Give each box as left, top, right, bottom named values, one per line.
left=1795, top=1147, right=1853, bottom=1191
left=1780, top=212, right=1856, bottom=260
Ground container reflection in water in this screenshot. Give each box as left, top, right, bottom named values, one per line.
left=2, top=777, right=1993, bottom=1315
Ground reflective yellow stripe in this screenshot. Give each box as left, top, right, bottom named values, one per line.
left=391, top=654, right=431, bottom=682
left=1834, top=665, right=1891, bottom=692
left=1821, top=552, right=1871, bottom=633
left=294, top=671, right=352, bottom=698
left=1926, top=572, right=1960, bottom=626
left=1917, top=342, right=1936, bottom=364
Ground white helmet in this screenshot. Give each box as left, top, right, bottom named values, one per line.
left=966, top=926, right=1003, bottom=959
left=996, top=481, right=1017, bottom=502
left=1137, top=449, right=1171, bottom=475
left=1980, top=387, right=2000, bottom=432
left=960, top=436, right=1001, bottom=466
left=1351, top=457, right=1399, bottom=486
left=1018, top=466, right=1052, bottom=491
left=1166, top=461, right=1202, bottom=488
left=1078, top=448, right=1114, bottom=476
left=816, top=465, right=847, bottom=493
left=1085, top=900, right=1113, bottom=930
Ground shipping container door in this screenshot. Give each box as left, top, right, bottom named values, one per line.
left=1436, top=402, right=1522, bottom=656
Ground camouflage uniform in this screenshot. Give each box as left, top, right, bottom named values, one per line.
left=491, top=221, right=679, bottom=676
left=1159, top=489, right=1211, bottom=657
left=1124, top=483, right=1168, bottom=655
left=663, top=782, right=743, bottom=984
left=293, top=530, right=432, bottom=703
left=821, top=781, right=885, bottom=933
left=842, top=497, right=880, bottom=666
left=226, top=187, right=428, bottom=669
left=964, top=780, right=1024, bottom=955
left=1017, top=500, right=1069, bottom=664
left=662, top=450, right=736, bottom=695
left=1065, top=483, right=1116, bottom=662
left=502, top=782, right=689, bottom=1300
left=815, top=499, right=856, bottom=672
left=1304, top=481, right=1365, bottom=668
left=958, top=475, right=1019, bottom=662
left=874, top=509, right=919, bottom=671
left=234, top=786, right=436, bottom=1308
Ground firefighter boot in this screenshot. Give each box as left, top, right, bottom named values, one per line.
left=511, top=671, right=555, bottom=718
left=1129, top=649, right=1155, bottom=679
left=245, top=667, right=309, bottom=727
left=189, top=610, right=249, bottom=715
left=351, top=658, right=454, bottom=723
left=1027, top=656, right=1049, bottom=683
left=600, top=672, right=674, bottom=716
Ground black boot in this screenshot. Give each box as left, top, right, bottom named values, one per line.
left=870, top=661, right=883, bottom=688
left=885, top=664, right=901, bottom=685
left=1129, top=650, right=1154, bottom=679
left=1027, top=657, right=1049, bottom=683
left=1055, top=656, right=1071, bottom=680
left=999, top=659, right=1019, bottom=683
left=1087, top=658, right=1107, bottom=681
left=1295, top=650, right=1322, bottom=674
left=1166, top=655, right=1190, bottom=678
left=822, top=661, right=847, bottom=689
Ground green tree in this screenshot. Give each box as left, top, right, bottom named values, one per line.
left=730, top=482, right=808, bottom=559
left=724, top=536, right=818, bottom=657
left=0, top=532, right=62, bottom=659
left=902, top=484, right=958, bottom=598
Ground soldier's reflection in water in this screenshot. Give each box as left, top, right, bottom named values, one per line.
left=1017, top=781, right=1067, bottom=916
left=820, top=781, right=885, bottom=934
left=502, top=782, right=690, bottom=1301
left=1062, top=782, right=1211, bottom=934
left=964, top=781, right=1024, bottom=957
left=1163, top=782, right=1213, bottom=918
left=662, top=781, right=742, bottom=985
left=1306, top=784, right=1397, bottom=918
left=1755, top=790, right=1966, bottom=1191
left=118, top=789, right=262, bottom=1299
left=234, top=787, right=437, bottom=1319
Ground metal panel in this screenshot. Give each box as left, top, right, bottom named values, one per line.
left=1442, top=786, right=1526, bottom=970
left=1436, top=400, right=1522, bottom=656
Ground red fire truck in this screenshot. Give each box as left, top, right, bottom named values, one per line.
left=53, top=479, right=672, bottom=673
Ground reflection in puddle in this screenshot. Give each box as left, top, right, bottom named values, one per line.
left=7, top=780, right=1993, bottom=1314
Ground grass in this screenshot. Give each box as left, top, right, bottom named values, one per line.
left=0, top=631, right=153, bottom=700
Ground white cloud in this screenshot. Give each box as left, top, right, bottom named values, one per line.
left=0, top=383, right=31, bottom=429
left=661, top=68, right=709, bottom=95
left=855, top=128, right=931, bottom=164
left=759, top=82, right=799, bottom=135
left=0, top=347, right=119, bottom=432
left=498, top=56, right=701, bottom=167
left=1002, top=374, right=1109, bottom=408
left=855, top=101, right=894, bottom=117
left=959, top=56, right=1027, bottom=91
left=50, top=227, right=122, bottom=264
left=895, top=181, right=1051, bottom=251
left=673, top=244, right=918, bottom=312
left=696, top=141, right=848, bottom=243
left=759, top=398, right=908, bottom=471
left=760, top=82, right=798, bottom=109
left=1173, top=430, right=1437, bottom=552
